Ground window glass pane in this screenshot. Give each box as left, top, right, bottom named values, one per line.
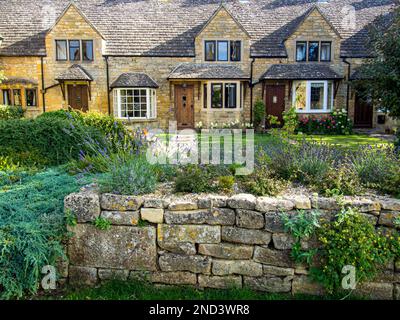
left=13, top=89, right=21, bottom=106
left=69, top=40, right=81, bottom=61
left=205, top=41, right=216, bottom=61
left=296, top=42, right=306, bottom=61
left=56, top=40, right=67, bottom=60
left=320, top=42, right=331, bottom=61
left=310, top=82, right=325, bottom=110
left=224, top=83, right=237, bottom=108
left=230, top=41, right=241, bottom=61
left=308, top=42, right=319, bottom=61
left=217, top=41, right=228, bottom=61
left=294, top=82, right=307, bottom=111
left=26, top=89, right=37, bottom=107
left=2, top=89, right=11, bottom=105
left=82, top=40, right=93, bottom=61
left=203, top=84, right=207, bottom=108
left=211, top=84, right=222, bottom=108
left=327, top=82, right=333, bottom=110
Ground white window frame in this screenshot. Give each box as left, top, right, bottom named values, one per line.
left=292, top=80, right=334, bottom=113
left=113, top=88, right=157, bottom=120
left=203, top=80, right=242, bottom=110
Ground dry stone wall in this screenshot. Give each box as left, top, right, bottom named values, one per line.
left=64, top=192, right=400, bottom=299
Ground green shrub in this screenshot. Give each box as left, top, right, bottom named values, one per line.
left=0, top=117, right=106, bottom=165
left=317, top=166, right=363, bottom=196
left=253, top=99, right=265, bottom=131
left=218, top=176, right=235, bottom=192
left=282, top=107, right=298, bottom=136
left=0, top=169, right=85, bottom=299
left=98, top=155, right=156, bottom=195
left=350, top=146, right=400, bottom=196
left=284, top=207, right=400, bottom=294
left=175, top=165, right=217, bottom=193
left=312, top=209, right=399, bottom=293
left=395, top=130, right=400, bottom=152
left=38, top=110, right=142, bottom=153
left=242, top=167, right=287, bottom=196
left=153, top=163, right=178, bottom=183
left=0, top=105, right=24, bottom=120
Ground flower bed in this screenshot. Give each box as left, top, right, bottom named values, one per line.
left=297, top=109, right=353, bottom=135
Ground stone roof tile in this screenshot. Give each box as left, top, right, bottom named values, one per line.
left=55, top=64, right=93, bottom=81
left=0, top=0, right=396, bottom=58
left=168, top=63, right=249, bottom=79
left=110, top=73, right=159, bottom=88
left=260, top=63, right=343, bottom=80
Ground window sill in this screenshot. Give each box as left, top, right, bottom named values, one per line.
left=296, top=110, right=332, bottom=114
left=118, top=118, right=158, bottom=122
left=206, top=108, right=243, bottom=112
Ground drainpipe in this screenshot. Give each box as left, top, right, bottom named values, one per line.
left=40, top=57, right=46, bottom=112
left=249, top=57, right=255, bottom=124
left=343, top=58, right=351, bottom=114
left=105, top=56, right=111, bottom=115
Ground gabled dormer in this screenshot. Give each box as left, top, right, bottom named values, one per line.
left=45, top=3, right=105, bottom=63
left=284, top=6, right=342, bottom=64
left=194, top=5, right=251, bottom=66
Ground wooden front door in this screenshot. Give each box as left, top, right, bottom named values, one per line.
left=354, top=92, right=373, bottom=128
left=175, top=84, right=194, bottom=129
left=265, top=84, right=286, bottom=127
left=67, top=84, right=89, bottom=112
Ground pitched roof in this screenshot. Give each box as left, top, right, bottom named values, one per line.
left=55, top=64, right=93, bottom=81
left=0, top=0, right=397, bottom=58
left=1, top=77, right=38, bottom=85
left=260, top=63, right=343, bottom=80
left=168, top=63, right=250, bottom=80
left=110, top=73, right=159, bottom=88
left=349, top=67, right=372, bottom=80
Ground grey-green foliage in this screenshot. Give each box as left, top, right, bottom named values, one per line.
left=0, top=169, right=84, bottom=299
left=282, top=210, right=321, bottom=264
left=98, top=155, right=157, bottom=195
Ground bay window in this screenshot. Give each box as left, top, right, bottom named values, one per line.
left=292, top=80, right=334, bottom=112
left=113, top=88, right=157, bottom=119
left=204, top=81, right=241, bottom=110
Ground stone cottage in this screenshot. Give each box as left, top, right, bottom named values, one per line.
left=0, top=0, right=398, bottom=130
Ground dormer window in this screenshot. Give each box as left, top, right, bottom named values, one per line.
left=56, top=39, right=94, bottom=62
left=296, top=41, right=332, bottom=62
left=205, top=40, right=242, bottom=62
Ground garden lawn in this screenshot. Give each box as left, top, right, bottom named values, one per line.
left=292, top=134, right=390, bottom=149
left=157, top=133, right=390, bottom=150
left=54, top=280, right=363, bottom=300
